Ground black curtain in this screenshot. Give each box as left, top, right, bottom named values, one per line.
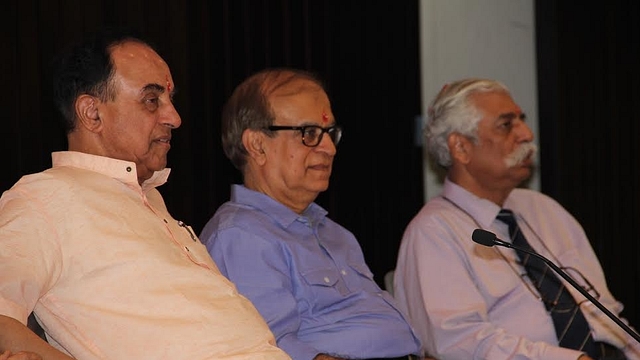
left=536, top=1, right=640, bottom=329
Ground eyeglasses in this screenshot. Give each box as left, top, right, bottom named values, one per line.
left=517, top=264, right=600, bottom=313
left=266, top=125, right=343, bottom=147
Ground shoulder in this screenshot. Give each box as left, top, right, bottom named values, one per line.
left=508, top=188, right=584, bottom=233
left=1, top=169, right=79, bottom=210
left=401, top=196, right=478, bottom=252
left=321, top=214, right=356, bottom=237
left=204, top=200, right=273, bottom=231
left=199, top=201, right=280, bottom=247
left=508, top=188, right=570, bottom=214
left=405, top=196, right=469, bottom=231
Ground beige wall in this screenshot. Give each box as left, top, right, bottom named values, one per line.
left=419, top=0, right=539, bottom=201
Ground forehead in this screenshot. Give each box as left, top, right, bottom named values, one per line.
left=470, top=90, right=521, bottom=121
left=269, top=79, right=332, bottom=120
left=268, top=77, right=323, bottom=98
left=110, top=41, right=171, bottom=89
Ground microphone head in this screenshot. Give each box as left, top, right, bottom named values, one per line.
left=472, top=229, right=497, bottom=247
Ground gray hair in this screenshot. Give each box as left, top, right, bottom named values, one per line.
left=221, top=68, right=325, bottom=171
left=425, top=78, right=510, bottom=168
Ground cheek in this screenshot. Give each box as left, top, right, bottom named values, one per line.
left=280, top=153, right=307, bottom=176
left=275, top=143, right=302, bottom=163
left=480, top=140, right=507, bottom=158
left=286, top=154, right=304, bottom=172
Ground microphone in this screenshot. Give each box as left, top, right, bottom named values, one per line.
left=471, top=228, right=640, bottom=344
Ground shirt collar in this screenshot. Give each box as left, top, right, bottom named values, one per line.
left=51, top=151, right=170, bottom=192
left=230, top=184, right=328, bottom=228
left=442, top=177, right=503, bottom=228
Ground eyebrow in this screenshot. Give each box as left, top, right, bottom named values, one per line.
left=140, top=83, right=176, bottom=99
left=141, top=83, right=164, bottom=94
left=295, top=120, right=337, bottom=128
left=497, top=112, right=526, bottom=121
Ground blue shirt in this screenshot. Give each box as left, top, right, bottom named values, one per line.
left=201, top=185, right=422, bottom=360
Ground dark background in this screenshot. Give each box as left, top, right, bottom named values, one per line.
left=3, top=1, right=639, bottom=331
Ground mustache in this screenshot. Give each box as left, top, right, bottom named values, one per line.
left=505, top=142, right=537, bottom=168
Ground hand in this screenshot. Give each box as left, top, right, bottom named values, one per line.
left=577, top=355, right=594, bottom=360
left=313, top=354, right=345, bottom=360
left=0, top=351, right=42, bottom=360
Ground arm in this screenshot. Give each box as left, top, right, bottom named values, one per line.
left=0, top=351, right=41, bottom=360
left=206, top=228, right=321, bottom=360
left=312, top=354, right=344, bottom=360
left=0, top=186, right=68, bottom=359
left=0, top=315, right=73, bottom=360
left=539, top=198, right=640, bottom=358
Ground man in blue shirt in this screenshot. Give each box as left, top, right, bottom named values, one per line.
left=200, top=68, right=423, bottom=360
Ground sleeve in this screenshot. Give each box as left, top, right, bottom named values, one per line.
left=203, top=227, right=321, bottom=360
left=394, top=214, right=584, bottom=360
left=0, top=187, right=62, bottom=325
left=550, top=199, right=640, bottom=359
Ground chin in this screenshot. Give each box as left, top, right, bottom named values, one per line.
left=312, top=181, right=330, bottom=192
left=151, top=156, right=169, bottom=169
left=514, top=167, right=534, bottom=183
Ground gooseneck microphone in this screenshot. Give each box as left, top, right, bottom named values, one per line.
left=471, top=228, right=640, bottom=344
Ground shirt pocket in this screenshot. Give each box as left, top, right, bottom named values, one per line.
left=300, top=267, right=348, bottom=300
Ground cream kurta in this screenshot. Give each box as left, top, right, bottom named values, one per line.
left=0, top=151, right=290, bottom=360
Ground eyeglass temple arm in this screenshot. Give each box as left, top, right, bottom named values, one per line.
left=473, top=229, right=640, bottom=344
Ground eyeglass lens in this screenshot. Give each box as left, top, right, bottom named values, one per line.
left=303, top=126, right=342, bottom=146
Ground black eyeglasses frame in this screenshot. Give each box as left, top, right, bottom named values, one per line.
left=266, top=124, right=343, bottom=147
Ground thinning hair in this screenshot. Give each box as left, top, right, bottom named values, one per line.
left=425, top=78, right=510, bottom=168
left=221, top=68, right=325, bottom=171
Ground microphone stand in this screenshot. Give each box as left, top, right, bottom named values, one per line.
left=491, top=236, right=640, bottom=344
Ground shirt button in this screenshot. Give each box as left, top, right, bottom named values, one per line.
left=126, top=166, right=132, bottom=172
left=323, top=277, right=330, bottom=283
left=341, top=270, right=347, bottom=275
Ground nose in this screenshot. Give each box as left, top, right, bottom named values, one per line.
left=515, top=118, right=534, bottom=142
left=316, top=132, right=337, bottom=156
left=162, top=102, right=182, bottom=129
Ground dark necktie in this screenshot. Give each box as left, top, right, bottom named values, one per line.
left=496, top=209, right=598, bottom=357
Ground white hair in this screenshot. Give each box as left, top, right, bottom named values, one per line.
left=425, top=78, right=510, bottom=168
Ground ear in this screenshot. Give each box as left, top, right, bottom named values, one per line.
left=447, top=132, right=471, bottom=165
left=241, top=128, right=267, bottom=165
left=75, top=94, right=102, bottom=132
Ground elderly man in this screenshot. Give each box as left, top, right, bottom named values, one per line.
left=200, top=68, right=423, bottom=360
left=0, top=29, right=289, bottom=360
left=394, top=78, right=640, bottom=360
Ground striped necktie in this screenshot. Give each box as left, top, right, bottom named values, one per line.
left=497, top=209, right=597, bottom=357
